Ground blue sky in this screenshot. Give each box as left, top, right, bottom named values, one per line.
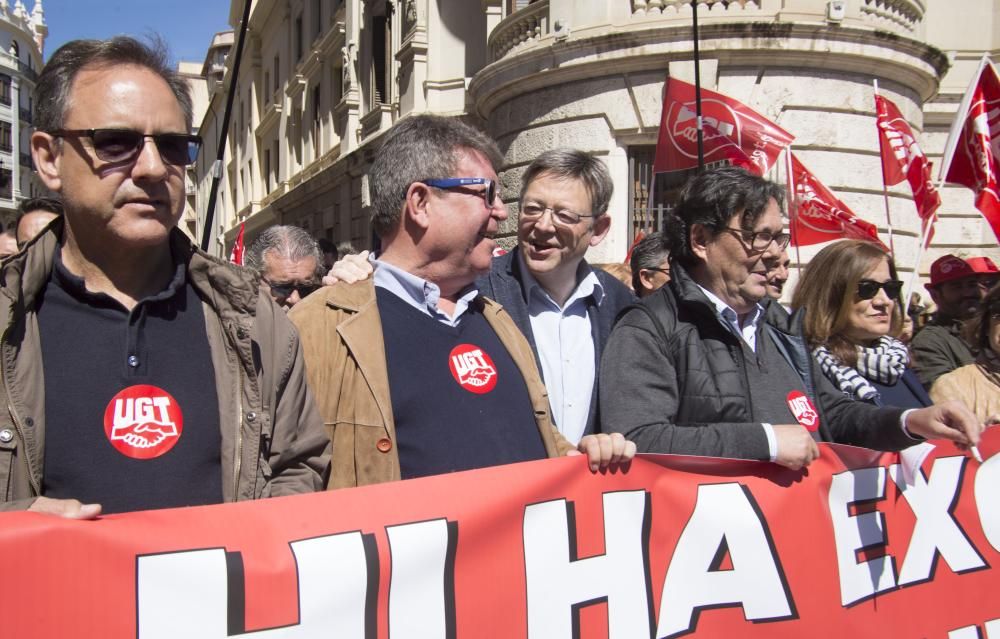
left=40, top=0, right=232, bottom=64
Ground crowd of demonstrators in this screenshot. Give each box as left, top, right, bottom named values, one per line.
left=4, top=34, right=989, bottom=523
left=790, top=239, right=930, bottom=410
left=931, top=285, right=1000, bottom=422
left=911, top=254, right=999, bottom=389
left=0, top=36, right=330, bottom=518
left=323, top=147, right=636, bottom=445
left=599, top=166, right=981, bottom=470
left=245, top=225, right=325, bottom=310
left=629, top=231, right=671, bottom=298
left=288, top=114, right=634, bottom=488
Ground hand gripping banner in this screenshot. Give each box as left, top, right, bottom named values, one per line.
left=2, top=429, right=999, bottom=639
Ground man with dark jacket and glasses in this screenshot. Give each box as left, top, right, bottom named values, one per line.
left=599, top=166, right=982, bottom=469
left=0, top=37, right=330, bottom=518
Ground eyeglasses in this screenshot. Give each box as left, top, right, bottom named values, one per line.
left=642, top=267, right=670, bottom=276
left=520, top=203, right=594, bottom=227
left=264, top=279, right=321, bottom=300
left=421, top=178, right=499, bottom=209
left=857, top=279, right=903, bottom=300
left=720, top=227, right=791, bottom=252
left=50, top=128, right=202, bottom=166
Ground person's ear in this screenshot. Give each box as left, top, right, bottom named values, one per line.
left=31, top=132, right=62, bottom=192
left=589, top=213, right=612, bottom=247
left=690, top=223, right=712, bottom=262
left=403, top=182, right=433, bottom=230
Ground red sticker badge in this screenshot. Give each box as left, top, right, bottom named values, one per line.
left=448, top=344, right=498, bottom=394
left=786, top=391, right=819, bottom=432
left=103, top=385, right=184, bottom=459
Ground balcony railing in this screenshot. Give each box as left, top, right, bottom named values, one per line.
left=19, top=107, right=30, bottom=124
left=489, top=0, right=548, bottom=62
left=860, top=0, right=923, bottom=33
left=631, top=0, right=762, bottom=17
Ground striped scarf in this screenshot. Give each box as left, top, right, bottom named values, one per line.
left=813, top=336, right=910, bottom=401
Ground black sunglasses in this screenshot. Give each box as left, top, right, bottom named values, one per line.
left=50, top=128, right=202, bottom=166
left=265, top=280, right=321, bottom=300
left=857, top=279, right=903, bottom=300
left=420, top=178, right=498, bottom=209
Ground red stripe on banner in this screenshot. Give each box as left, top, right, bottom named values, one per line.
left=3, top=429, right=1000, bottom=638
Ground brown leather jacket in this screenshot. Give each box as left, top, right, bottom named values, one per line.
left=0, top=223, right=331, bottom=510
left=289, top=279, right=575, bottom=489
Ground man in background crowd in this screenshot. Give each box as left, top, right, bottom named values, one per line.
left=289, top=114, right=633, bottom=488
left=912, top=254, right=999, bottom=389
left=16, top=196, right=62, bottom=248
left=1, top=37, right=328, bottom=518
left=629, top=231, right=671, bottom=298
left=0, top=230, right=17, bottom=258
left=246, top=225, right=325, bottom=310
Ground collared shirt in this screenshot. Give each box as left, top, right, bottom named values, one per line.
left=696, top=284, right=765, bottom=352
left=695, top=283, right=777, bottom=459
left=372, top=255, right=479, bottom=327
left=520, top=254, right=604, bottom=445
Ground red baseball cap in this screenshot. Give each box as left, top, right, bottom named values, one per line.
left=965, top=256, right=999, bottom=274
left=928, top=254, right=976, bottom=287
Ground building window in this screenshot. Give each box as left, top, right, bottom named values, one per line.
left=314, top=0, right=323, bottom=37
left=295, top=15, right=304, bottom=61
left=312, top=83, right=322, bottom=150
left=9, top=40, right=18, bottom=59
left=0, top=121, right=12, bottom=153
left=273, top=55, right=280, bottom=93
left=264, top=149, right=271, bottom=191
left=371, top=13, right=390, bottom=106
left=0, top=168, right=11, bottom=200
left=627, top=145, right=676, bottom=239
left=0, top=75, right=10, bottom=106
left=264, top=71, right=270, bottom=104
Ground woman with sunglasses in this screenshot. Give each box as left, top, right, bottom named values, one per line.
left=930, top=285, right=1000, bottom=422
left=790, top=239, right=931, bottom=409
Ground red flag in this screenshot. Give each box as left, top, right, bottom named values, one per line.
left=788, top=154, right=886, bottom=249
left=654, top=76, right=794, bottom=176
left=939, top=58, right=1000, bottom=241
left=874, top=93, right=941, bottom=234
left=229, top=222, right=245, bottom=265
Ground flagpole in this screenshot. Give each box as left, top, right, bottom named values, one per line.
left=691, top=0, right=704, bottom=170
left=785, top=148, right=803, bottom=277
left=873, top=80, right=896, bottom=255
left=200, top=0, right=254, bottom=252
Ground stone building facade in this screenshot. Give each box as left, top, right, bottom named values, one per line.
left=0, top=0, right=45, bottom=229
left=193, top=0, right=999, bottom=286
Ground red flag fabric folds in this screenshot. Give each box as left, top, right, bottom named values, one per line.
left=789, top=154, right=886, bottom=249
left=654, top=77, right=794, bottom=176
left=229, top=222, right=246, bottom=265
left=940, top=59, right=1000, bottom=241
left=874, top=94, right=941, bottom=232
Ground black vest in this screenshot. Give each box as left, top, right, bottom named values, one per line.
left=376, top=289, right=546, bottom=480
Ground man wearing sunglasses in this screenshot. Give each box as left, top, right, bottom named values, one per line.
left=245, top=225, right=324, bottom=310
left=0, top=37, right=329, bottom=518
left=600, top=166, right=982, bottom=470
left=289, top=114, right=634, bottom=489
left=912, top=254, right=1000, bottom=390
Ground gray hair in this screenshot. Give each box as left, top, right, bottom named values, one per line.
left=629, top=232, right=671, bottom=292
left=245, top=225, right=324, bottom=279
left=369, top=114, right=503, bottom=238
left=519, top=148, right=614, bottom=217
left=34, top=36, right=194, bottom=133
